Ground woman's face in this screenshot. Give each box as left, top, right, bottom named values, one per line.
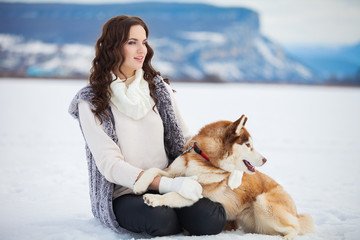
left=120, top=25, right=148, bottom=78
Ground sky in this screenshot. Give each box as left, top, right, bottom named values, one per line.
left=2, top=0, right=360, bottom=47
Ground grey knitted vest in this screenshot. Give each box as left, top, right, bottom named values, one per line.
left=68, top=75, right=186, bottom=233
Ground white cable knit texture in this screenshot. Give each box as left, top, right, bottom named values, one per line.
left=110, top=69, right=152, bottom=120
left=159, top=176, right=203, bottom=202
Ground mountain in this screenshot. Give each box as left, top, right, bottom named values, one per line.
left=0, top=2, right=316, bottom=83
left=285, top=43, right=360, bottom=80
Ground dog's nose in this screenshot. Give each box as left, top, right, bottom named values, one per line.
left=262, top=158, right=267, bottom=164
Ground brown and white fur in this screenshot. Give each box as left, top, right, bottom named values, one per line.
left=134, top=115, right=314, bottom=240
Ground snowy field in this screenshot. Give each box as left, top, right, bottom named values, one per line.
left=0, top=78, right=360, bottom=240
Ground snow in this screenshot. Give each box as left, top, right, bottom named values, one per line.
left=180, top=31, right=227, bottom=44
left=0, top=78, right=360, bottom=240
left=0, top=34, right=94, bottom=76
left=255, top=38, right=285, bottom=69
left=203, top=62, right=244, bottom=80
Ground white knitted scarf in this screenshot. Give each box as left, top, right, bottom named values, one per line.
left=110, top=69, right=152, bottom=120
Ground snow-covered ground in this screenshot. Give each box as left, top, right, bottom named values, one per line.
left=0, top=78, right=359, bottom=240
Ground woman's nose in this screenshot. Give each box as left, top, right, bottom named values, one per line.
left=138, top=43, right=147, bottom=54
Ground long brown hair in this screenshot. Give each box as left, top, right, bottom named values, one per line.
left=89, top=15, right=168, bottom=122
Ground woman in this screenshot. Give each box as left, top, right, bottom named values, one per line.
left=69, top=15, right=226, bottom=236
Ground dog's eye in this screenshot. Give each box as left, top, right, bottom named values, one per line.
left=246, top=143, right=251, bottom=148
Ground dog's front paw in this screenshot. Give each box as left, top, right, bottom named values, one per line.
left=133, top=168, right=163, bottom=194
left=133, top=179, right=148, bottom=195
left=143, top=194, right=164, bottom=207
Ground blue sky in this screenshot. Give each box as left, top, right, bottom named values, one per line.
left=2, top=0, right=360, bottom=47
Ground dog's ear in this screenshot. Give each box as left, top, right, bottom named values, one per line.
left=226, top=115, right=248, bottom=140
left=234, top=115, right=248, bottom=136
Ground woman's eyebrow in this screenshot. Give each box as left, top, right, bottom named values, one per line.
left=127, top=38, right=147, bottom=41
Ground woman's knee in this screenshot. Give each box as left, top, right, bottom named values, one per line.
left=146, top=206, right=181, bottom=236
left=113, top=194, right=181, bottom=237
left=176, top=198, right=227, bottom=235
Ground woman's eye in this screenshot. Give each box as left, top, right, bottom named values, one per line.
left=128, top=41, right=136, bottom=45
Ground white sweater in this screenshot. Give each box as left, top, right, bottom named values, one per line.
left=78, top=83, right=192, bottom=198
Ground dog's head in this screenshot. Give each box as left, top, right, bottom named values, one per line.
left=195, top=115, right=266, bottom=174
left=221, top=115, right=266, bottom=174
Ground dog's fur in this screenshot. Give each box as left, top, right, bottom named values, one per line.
left=133, top=115, right=314, bottom=239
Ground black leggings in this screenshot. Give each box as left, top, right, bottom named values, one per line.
left=113, top=193, right=227, bottom=237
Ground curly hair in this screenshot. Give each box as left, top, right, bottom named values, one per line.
left=89, top=15, right=168, bottom=122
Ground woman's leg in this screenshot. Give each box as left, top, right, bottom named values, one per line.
left=176, top=198, right=227, bottom=235
left=113, top=194, right=181, bottom=237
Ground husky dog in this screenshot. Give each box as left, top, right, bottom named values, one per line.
left=134, top=115, right=314, bottom=240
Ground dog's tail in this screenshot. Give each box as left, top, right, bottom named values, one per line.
left=298, top=213, right=314, bottom=235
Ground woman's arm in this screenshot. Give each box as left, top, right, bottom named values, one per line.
left=78, top=101, right=143, bottom=189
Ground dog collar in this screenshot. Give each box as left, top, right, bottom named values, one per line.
left=182, top=142, right=210, bottom=162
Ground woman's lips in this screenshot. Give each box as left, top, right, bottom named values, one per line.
left=134, top=56, right=144, bottom=62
